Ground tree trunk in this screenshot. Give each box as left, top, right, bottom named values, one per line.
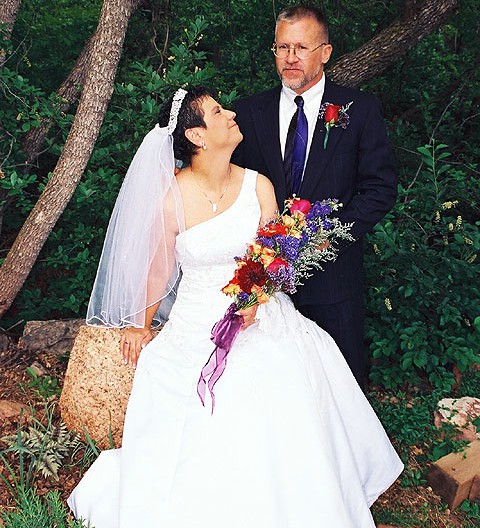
left=0, top=0, right=139, bottom=317
left=21, top=0, right=143, bottom=166
left=327, top=0, right=459, bottom=88
left=0, top=0, right=22, bottom=66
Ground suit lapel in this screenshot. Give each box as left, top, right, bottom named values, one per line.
left=250, top=87, right=287, bottom=201
left=300, top=78, right=345, bottom=198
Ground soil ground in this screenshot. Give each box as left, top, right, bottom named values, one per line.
left=0, top=344, right=477, bottom=527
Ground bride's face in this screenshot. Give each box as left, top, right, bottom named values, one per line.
left=198, top=96, right=243, bottom=150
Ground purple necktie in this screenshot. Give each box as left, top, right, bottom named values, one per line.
left=284, top=95, right=308, bottom=197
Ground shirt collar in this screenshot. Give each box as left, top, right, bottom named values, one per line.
left=281, top=74, right=326, bottom=107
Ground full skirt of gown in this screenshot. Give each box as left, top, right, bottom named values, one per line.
left=68, top=169, right=403, bottom=528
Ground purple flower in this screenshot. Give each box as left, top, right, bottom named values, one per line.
left=322, top=219, right=332, bottom=230
left=305, top=219, right=318, bottom=233
left=275, top=235, right=301, bottom=261
left=237, top=292, right=250, bottom=304
left=256, top=236, right=275, bottom=248
left=267, top=264, right=296, bottom=294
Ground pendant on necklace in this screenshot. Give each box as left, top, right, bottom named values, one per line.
left=212, top=203, right=217, bottom=213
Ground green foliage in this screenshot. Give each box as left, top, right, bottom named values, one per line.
left=0, top=486, right=89, bottom=528
left=366, top=142, right=480, bottom=390
left=458, top=500, right=480, bottom=521
left=2, top=0, right=479, bottom=397
left=1, top=420, right=81, bottom=480
left=5, top=17, right=235, bottom=323
left=369, top=389, right=469, bottom=485
left=25, top=368, right=61, bottom=401
left=0, top=404, right=85, bottom=482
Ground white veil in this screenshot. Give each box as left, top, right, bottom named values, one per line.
left=86, top=89, right=187, bottom=327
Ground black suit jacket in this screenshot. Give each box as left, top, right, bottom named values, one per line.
left=232, top=77, right=397, bottom=306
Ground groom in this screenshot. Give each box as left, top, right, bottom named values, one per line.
left=232, top=5, right=397, bottom=388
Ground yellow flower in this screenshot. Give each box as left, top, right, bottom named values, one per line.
left=251, top=285, right=269, bottom=304
left=222, top=282, right=241, bottom=295
left=249, top=243, right=262, bottom=256
left=260, top=247, right=275, bottom=266
left=384, top=298, right=393, bottom=311
left=448, top=223, right=454, bottom=232
left=434, top=211, right=441, bottom=222
left=441, top=200, right=458, bottom=210
left=282, top=215, right=295, bottom=228
left=289, top=228, right=303, bottom=239
left=456, top=216, right=462, bottom=228
left=373, top=243, right=381, bottom=255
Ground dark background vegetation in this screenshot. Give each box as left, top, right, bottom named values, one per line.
left=1, top=0, right=479, bottom=390
left=1, top=2, right=480, bottom=526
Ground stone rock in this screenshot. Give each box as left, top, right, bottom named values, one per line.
left=18, top=319, right=84, bottom=357
left=434, top=397, right=480, bottom=442
left=60, top=325, right=158, bottom=449
left=469, top=474, right=480, bottom=503
left=0, top=400, right=30, bottom=423
left=0, top=334, right=9, bottom=353
left=428, top=440, right=480, bottom=510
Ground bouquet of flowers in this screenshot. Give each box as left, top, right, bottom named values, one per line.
left=197, top=197, right=354, bottom=411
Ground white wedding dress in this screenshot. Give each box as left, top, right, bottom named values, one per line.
left=68, top=169, right=403, bottom=528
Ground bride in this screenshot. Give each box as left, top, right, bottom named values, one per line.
left=68, top=86, right=403, bottom=528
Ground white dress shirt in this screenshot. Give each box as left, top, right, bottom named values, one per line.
left=279, top=75, right=326, bottom=162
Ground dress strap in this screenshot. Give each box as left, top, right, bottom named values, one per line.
left=242, top=168, right=259, bottom=202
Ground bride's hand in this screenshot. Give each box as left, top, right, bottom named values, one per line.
left=237, top=304, right=259, bottom=330
left=121, top=327, right=153, bottom=368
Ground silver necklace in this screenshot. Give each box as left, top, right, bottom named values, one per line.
left=192, top=166, right=232, bottom=213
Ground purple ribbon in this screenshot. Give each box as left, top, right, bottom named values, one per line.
left=197, top=302, right=243, bottom=412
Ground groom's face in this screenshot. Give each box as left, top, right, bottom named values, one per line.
left=275, top=16, right=332, bottom=94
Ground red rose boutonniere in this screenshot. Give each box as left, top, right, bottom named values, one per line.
left=318, top=101, right=353, bottom=149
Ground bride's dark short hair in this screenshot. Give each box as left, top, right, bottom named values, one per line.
left=158, top=86, right=214, bottom=164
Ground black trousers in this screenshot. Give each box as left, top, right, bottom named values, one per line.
left=297, top=293, right=366, bottom=389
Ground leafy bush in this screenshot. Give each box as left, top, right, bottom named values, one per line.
left=0, top=487, right=89, bottom=528
left=6, top=17, right=236, bottom=324
left=365, top=142, right=480, bottom=390
left=1, top=417, right=81, bottom=481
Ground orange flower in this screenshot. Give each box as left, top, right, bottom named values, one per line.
left=316, top=240, right=330, bottom=251
left=260, top=247, right=276, bottom=266
left=248, top=243, right=263, bottom=256
left=222, top=278, right=241, bottom=295
left=251, top=284, right=269, bottom=304
left=282, top=215, right=296, bottom=228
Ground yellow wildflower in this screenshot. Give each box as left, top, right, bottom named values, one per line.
left=441, top=200, right=458, bottom=210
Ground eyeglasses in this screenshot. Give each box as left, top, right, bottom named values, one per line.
left=271, top=43, right=328, bottom=60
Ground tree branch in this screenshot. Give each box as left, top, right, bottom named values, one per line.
left=0, top=0, right=22, bottom=67
left=0, top=0, right=141, bottom=317
left=327, top=0, right=459, bottom=88
left=21, top=0, right=143, bottom=166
